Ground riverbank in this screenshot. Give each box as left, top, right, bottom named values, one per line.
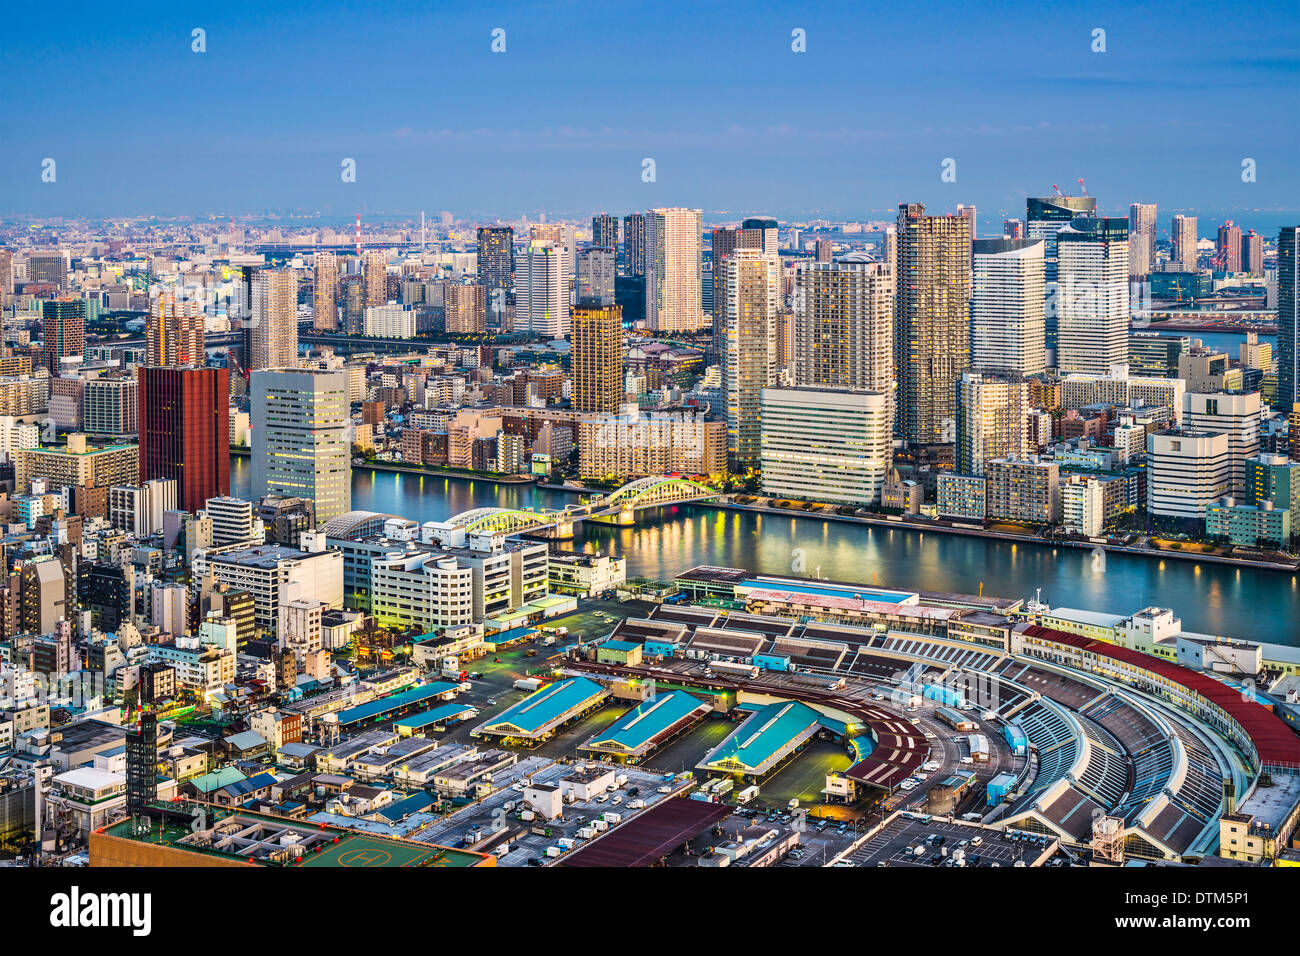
left=230, top=447, right=537, bottom=484
left=701, top=498, right=1300, bottom=574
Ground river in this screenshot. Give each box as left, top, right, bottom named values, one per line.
left=230, top=456, right=1300, bottom=645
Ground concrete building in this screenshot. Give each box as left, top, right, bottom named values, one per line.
left=1056, top=218, right=1130, bottom=375
left=895, top=203, right=971, bottom=446
left=82, top=377, right=137, bottom=437
left=986, top=456, right=1060, bottom=523
left=1171, top=214, right=1198, bottom=272
left=570, top=303, right=624, bottom=413
left=1061, top=475, right=1106, bottom=536
left=514, top=242, right=570, bottom=338
left=206, top=496, right=256, bottom=546
left=1146, top=430, right=1232, bottom=519
left=192, top=544, right=343, bottom=638
left=955, top=372, right=1030, bottom=477
left=251, top=368, right=351, bottom=524
left=1128, top=203, right=1157, bottom=278
left=645, top=208, right=705, bottom=332
left=719, top=248, right=780, bottom=468
left=146, top=293, right=204, bottom=367
left=578, top=407, right=726, bottom=479
left=971, top=238, right=1046, bottom=377
left=249, top=269, right=298, bottom=371
left=313, top=251, right=339, bottom=331
left=793, top=257, right=894, bottom=401
left=14, top=434, right=137, bottom=494
left=936, top=473, right=987, bottom=521
left=364, top=303, right=416, bottom=338
left=760, top=386, right=891, bottom=506
left=1183, top=391, right=1261, bottom=497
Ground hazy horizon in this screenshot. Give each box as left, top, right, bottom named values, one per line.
left=4, top=0, right=1297, bottom=226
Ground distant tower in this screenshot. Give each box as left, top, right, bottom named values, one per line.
left=355, top=213, right=362, bottom=257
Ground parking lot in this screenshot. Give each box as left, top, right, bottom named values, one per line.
left=841, top=814, right=1057, bottom=867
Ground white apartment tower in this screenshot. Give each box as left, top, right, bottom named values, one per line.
left=971, top=239, right=1046, bottom=377
left=514, top=242, right=570, bottom=338
left=1183, top=391, right=1262, bottom=497
left=1056, top=218, right=1130, bottom=375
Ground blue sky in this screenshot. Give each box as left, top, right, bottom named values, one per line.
left=3, top=0, right=1297, bottom=230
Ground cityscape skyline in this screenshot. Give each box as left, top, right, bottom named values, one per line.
left=4, top=1, right=1300, bottom=903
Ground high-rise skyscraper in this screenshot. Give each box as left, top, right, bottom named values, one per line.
left=1026, top=195, right=1097, bottom=348
left=445, top=284, right=486, bottom=334
left=957, top=204, right=977, bottom=240
left=530, top=224, right=577, bottom=292
left=362, top=251, right=387, bottom=308
left=0, top=249, right=13, bottom=295
left=895, top=203, right=971, bottom=446
left=1216, top=221, right=1243, bottom=273
left=719, top=248, right=779, bottom=468
left=146, top=293, right=204, bottom=367
left=622, top=213, right=647, bottom=278
left=955, top=372, right=1030, bottom=476
left=514, top=242, right=570, bottom=338
left=138, top=366, right=231, bottom=512
left=971, top=238, right=1046, bottom=378
left=476, top=225, right=514, bottom=323
left=340, top=275, right=366, bottom=335
left=251, top=367, right=351, bottom=524
left=793, top=256, right=894, bottom=405
left=249, top=269, right=298, bottom=370
left=711, top=221, right=777, bottom=357
left=1242, top=230, right=1264, bottom=276
left=41, top=298, right=86, bottom=373
left=1002, top=219, right=1025, bottom=240
left=313, top=251, right=339, bottom=331
left=1278, top=227, right=1299, bottom=413
left=1056, top=217, right=1130, bottom=375
left=577, top=248, right=616, bottom=305
left=1172, top=215, right=1199, bottom=272
left=1128, top=203, right=1157, bottom=278
left=592, top=214, right=619, bottom=252
left=570, top=302, right=624, bottom=413
left=645, top=208, right=705, bottom=332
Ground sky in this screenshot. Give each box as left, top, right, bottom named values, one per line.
left=2, top=0, right=1298, bottom=231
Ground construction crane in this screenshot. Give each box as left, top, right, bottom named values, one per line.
left=1076, top=178, right=1089, bottom=197
left=1051, top=183, right=1064, bottom=197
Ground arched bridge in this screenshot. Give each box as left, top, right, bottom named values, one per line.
left=446, top=507, right=563, bottom=535
left=597, top=476, right=718, bottom=509
left=444, top=475, right=719, bottom=538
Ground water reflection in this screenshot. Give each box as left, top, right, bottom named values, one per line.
left=229, top=458, right=1299, bottom=644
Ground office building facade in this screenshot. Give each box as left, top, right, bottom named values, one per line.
left=250, top=368, right=351, bottom=524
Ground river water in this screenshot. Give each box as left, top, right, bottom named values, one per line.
left=230, top=456, right=1300, bottom=645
